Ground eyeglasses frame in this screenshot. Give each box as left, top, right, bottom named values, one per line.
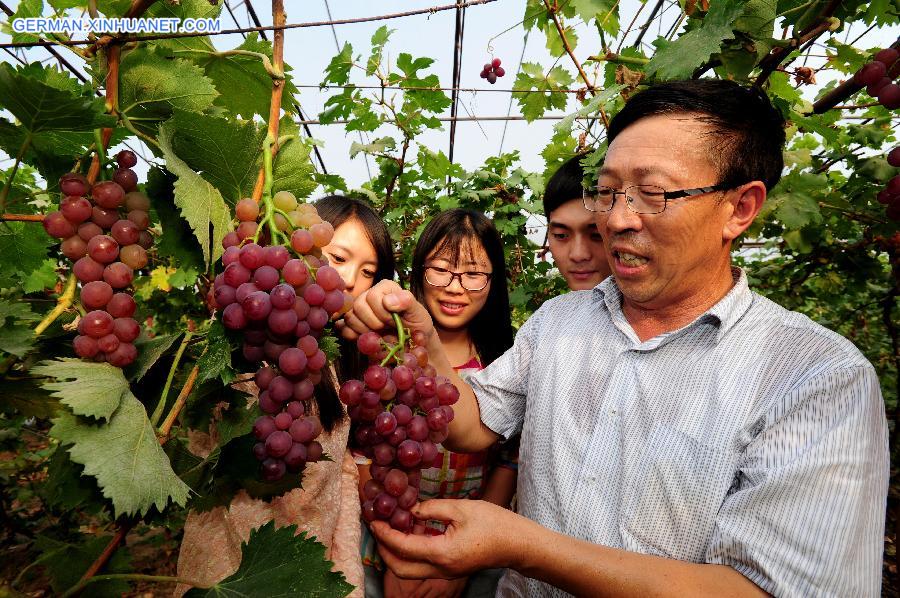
left=423, top=265, right=493, bottom=292
left=582, top=182, right=734, bottom=215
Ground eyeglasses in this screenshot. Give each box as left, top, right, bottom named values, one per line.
left=582, top=183, right=732, bottom=215
left=424, top=266, right=492, bottom=291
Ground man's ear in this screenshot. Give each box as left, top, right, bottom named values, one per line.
left=723, top=181, right=766, bottom=242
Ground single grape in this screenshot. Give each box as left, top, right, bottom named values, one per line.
left=273, top=190, right=299, bottom=211
left=120, top=244, right=148, bottom=269
left=87, top=235, right=119, bottom=264
left=107, top=293, right=136, bottom=318
left=239, top=243, right=267, bottom=270
left=113, top=168, right=138, bottom=192
left=224, top=263, right=252, bottom=287
left=252, top=442, right=268, bottom=461
left=307, top=349, right=327, bottom=371
left=111, top=219, right=140, bottom=246
left=61, top=236, right=88, bottom=260
left=373, top=492, right=398, bottom=519
left=98, top=333, right=120, bottom=353
left=357, top=332, right=382, bottom=356
left=268, top=375, right=293, bottom=402
left=43, top=211, right=76, bottom=239
left=397, top=484, right=418, bottom=510
left=297, top=335, right=318, bottom=357
left=270, top=283, right=297, bottom=310
left=304, top=284, right=326, bottom=307
left=268, top=308, right=299, bottom=336
left=236, top=221, right=258, bottom=240
left=888, top=147, right=900, bottom=168
left=407, top=416, right=429, bottom=441
left=309, top=222, right=334, bottom=248
left=82, top=310, right=115, bottom=338
left=415, top=376, right=437, bottom=398
left=106, top=342, right=137, bottom=367
left=81, top=280, right=113, bottom=310
left=73, top=334, right=99, bottom=358
left=242, top=291, right=272, bottom=321
left=235, top=198, right=260, bottom=221
left=59, top=172, right=89, bottom=197
left=491, top=57, right=501, bottom=68
left=266, top=245, right=290, bottom=270
left=495, top=66, right=505, bottom=77
left=91, top=206, right=119, bottom=229
left=252, top=265, right=280, bottom=291
left=289, top=417, right=317, bottom=443
left=427, top=408, right=448, bottom=431
left=265, top=430, right=292, bottom=458
left=258, top=391, right=280, bottom=414
left=77, top=222, right=102, bottom=241
left=103, top=262, right=134, bottom=289
left=362, top=500, right=377, bottom=523
left=60, top=197, right=92, bottom=223
left=375, top=411, right=398, bottom=436
left=389, top=508, right=413, bottom=532
left=307, top=440, right=323, bottom=462
left=261, top=458, right=286, bottom=481
left=855, top=61, right=887, bottom=86
left=92, top=181, right=126, bottom=209
left=339, top=379, right=364, bottom=406
left=293, top=378, right=314, bottom=401
left=138, top=231, right=153, bottom=250
left=878, top=83, right=900, bottom=109
left=421, top=441, right=439, bottom=465
left=124, top=191, right=150, bottom=212
left=291, top=229, right=314, bottom=253
left=274, top=412, right=293, bottom=431
left=284, top=442, right=308, bottom=471
left=282, top=259, right=309, bottom=286
left=116, top=150, right=138, bottom=168
left=235, top=282, right=259, bottom=303
left=286, top=401, right=305, bottom=418
left=113, top=317, right=141, bottom=342
left=487, top=72, right=498, bottom=84
left=384, top=468, right=409, bottom=497
left=391, top=404, right=413, bottom=426
left=73, top=256, right=105, bottom=283
left=127, top=210, right=150, bottom=231
left=222, top=302, right=248, bottom=329
left=874, top=48, right=899, bottom=66
left=437, top=382, right=460, bottom=405
left=278, top=347, right=308, bottom=377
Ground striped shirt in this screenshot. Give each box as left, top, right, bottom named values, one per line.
left=471, top=270, right=889, bottom=597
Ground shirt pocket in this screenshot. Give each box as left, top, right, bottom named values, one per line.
left=619, top=423, right=737, bottom=562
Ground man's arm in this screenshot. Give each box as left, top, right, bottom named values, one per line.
left=339, top=280, right=499, bottom=453
left=370, top=500, right=766, bottom=598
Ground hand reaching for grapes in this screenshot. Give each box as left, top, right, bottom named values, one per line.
left=339, top=280, right=436, bottom=346
left=370, top=499, right=522, bottom=580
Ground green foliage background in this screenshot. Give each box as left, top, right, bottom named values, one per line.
left=0, top=0, right=897, bottom=594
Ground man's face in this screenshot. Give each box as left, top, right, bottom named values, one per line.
left=547, top=199, right=610, bottom=290
left=595, top=113, right=736, bottom=311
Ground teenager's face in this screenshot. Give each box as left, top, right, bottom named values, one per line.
left=547, top=199, right=610, bottom=290
left=421, top=239, right=492, bottom=332
left=321, top=218, right=378, bottom=299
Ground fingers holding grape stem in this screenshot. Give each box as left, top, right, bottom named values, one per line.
left=341, top=313, right=459, bottom=534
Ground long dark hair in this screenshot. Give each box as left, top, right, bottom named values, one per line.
left=313, top=195, right=396, bottom=431
left=410, top=209, right=513, bottom=367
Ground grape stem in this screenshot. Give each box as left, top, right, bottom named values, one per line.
left=149, top=331, right=193, bottom=427
left=60, top=573, right=207, bottom=598
left=157, top=361, right=201, bottom=440
left=380, top=313, right=408, bottom=366
left=93, top=129, right=107, bottom=181
left=33, top=274, right=77, bottom=337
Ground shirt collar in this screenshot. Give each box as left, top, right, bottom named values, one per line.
left=593, top=268, right=754, bottom=345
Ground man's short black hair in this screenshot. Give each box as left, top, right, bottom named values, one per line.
left=543, top=153, right=587, bottom=219
left=607, top=79, right=786, bottom=191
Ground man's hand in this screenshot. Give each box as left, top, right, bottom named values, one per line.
left=371, top=499, right=522, bottom=580
left=383, top=569, right=424, bottom=598
left=338, top=280, right=435, bottom=343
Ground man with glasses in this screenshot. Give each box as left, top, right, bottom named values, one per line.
left=341, top=80, right=889, bottom=597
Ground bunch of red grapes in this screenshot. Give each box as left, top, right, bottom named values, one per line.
left=881, top=147, right=900, bottom=221
left=214, top=191, right=350, bottom=481
left=340, top=331, right=459, bottom=533
left=42, top=150, right=152, bottom=367
left=480, top=57, right=505, bottom=84
left=853, top=47, right=899, bottom=109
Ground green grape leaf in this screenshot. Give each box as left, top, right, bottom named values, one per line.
left=183, top=521, right=353, bottom=598
left=34, top=534, right=133, bottom=597
left=191, top=33, right=298, bottom=119
left=47, top=0, right=86, bottom=9
left=523, top=0, right=551, bottom=31
left=396, top=53, right=435, bottom=79
left=50, top=391, right=190, bottom=517
left=0, top=63, right=115, bottom=132
left=95, top=0, right=132, bottom=17
left=7, top=0, right=43, bottom=44
left=768, top=173, right=825, bottom=229
left=23, top=258, right=59, bottom=292
left=271, top=117, right=317, bottom=201
left=167, top=109, right=263, bottom=203
left=645, top=0, right=745, bottom=80
left=0, top=375, right=59, bottom=419
left=127, top=333, right=182, bottom=382
left=0, top=119, right=94, bottom=193
left=572, top=0, right=620, bottom=36
left=196, top=321, right=232, bottom=384
left=323, top=42, right=354, bottom=86
left=38, top=448, right=105, bottom=513
left=144, top=0, right=222, bottom=53
left=0, top=325, right=35, bottom=357
left=0, top=221, right=53, bottom=290
left=146, top=166, right=206, bottom=272
left=544, top=20, right=579, bottom=57
left=513, top=63, right=575, bottom=122
left=318, top=334, right=341, bottom=363
left=158, top=119, right=234, bottom=266
left=32, top=359, right=131, bottom=422
left=367, top=26, right=393, bottom=76
left=118, top=47, right=219, bottom=137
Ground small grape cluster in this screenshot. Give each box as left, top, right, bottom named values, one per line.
left=214, top=191, right=350, bottom=481
left=853, top=47, right=899, bottom=110
left=881, top=147, right=900, bottom=221
left=42, top=150, right=152, bottom=367
left=480, top=58, right=505, bottom=85
left=341, top=328, right=458, bottom=533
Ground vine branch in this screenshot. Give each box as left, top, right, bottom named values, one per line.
left=251, top=0, right=286, bottom=203
left=542, top=0, right=609, bottom=129
left=33, top=274, right=76, bottom=337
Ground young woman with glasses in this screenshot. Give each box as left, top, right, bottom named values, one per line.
left=177, top=196, right=396, bottom=598
left=358, top=208, right=517, bottom=598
